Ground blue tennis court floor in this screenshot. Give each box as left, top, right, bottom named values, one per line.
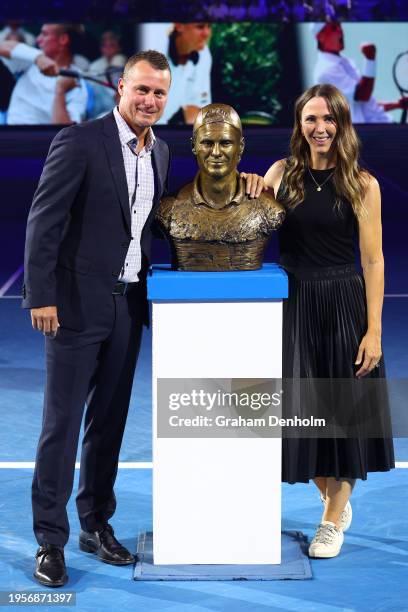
left=0, top=297, right=407, bottom=611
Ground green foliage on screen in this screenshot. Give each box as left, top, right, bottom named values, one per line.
left=210, top=23, right=282, bottom=124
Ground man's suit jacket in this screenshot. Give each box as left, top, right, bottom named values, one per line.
left=22, top=111, right=170, bottom=330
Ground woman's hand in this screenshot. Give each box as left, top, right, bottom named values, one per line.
left=240, top=172, right=268, bottom=199
left=355, top=330, right=382, bottom=378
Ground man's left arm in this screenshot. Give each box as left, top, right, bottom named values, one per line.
left=354, top=44, right=376, bottom=102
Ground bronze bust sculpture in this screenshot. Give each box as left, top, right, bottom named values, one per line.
left=156, top=103, right=285, bottom=271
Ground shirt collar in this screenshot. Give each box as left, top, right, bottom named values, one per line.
left=113, top=106, right=156, bottom=153
left=192, top=172, right=246, bottom=208
left=317, top=51, right=343, bottom=63
left=168, top=30, right=199, bottom=66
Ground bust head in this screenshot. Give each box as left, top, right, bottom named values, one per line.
left=191, top=104, right=244, bottom=180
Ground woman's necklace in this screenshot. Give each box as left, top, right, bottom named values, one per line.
left=308, top=167, right=335, bottom=192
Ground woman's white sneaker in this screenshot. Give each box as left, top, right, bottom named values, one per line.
left=308, top=521, right=344, bottom=558
left=320, top=495, right=352, bottom=532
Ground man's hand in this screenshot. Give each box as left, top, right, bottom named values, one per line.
left=31, top=306, right=59, bottom=337
left=361, top=43, right=376, bottom=60
left=399, top=96, right=408, bottom=110
left=55, top=75, right=78, bottom=95
left=52, top=76, right=78, bottom=124
left=240, top=172, right=267, bottom=199
left=35, top=54, right=59, bottom=76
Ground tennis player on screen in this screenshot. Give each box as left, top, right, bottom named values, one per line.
left=312, top=22, right=408, bottom=123
left=0, top=23, right=87, bottom=125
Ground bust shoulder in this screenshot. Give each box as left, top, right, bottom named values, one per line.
left=156, top=195, right=176, bottom=229
left=156, top=180, right=196, bottom=230
left=176, top=181, right=195, bottom=201
left=257, top=189, right=286, bottom=229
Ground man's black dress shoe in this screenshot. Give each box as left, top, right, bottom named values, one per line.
left=79, top=524, right=135, bottom=565
left=34, top=544, right=68, bottom=587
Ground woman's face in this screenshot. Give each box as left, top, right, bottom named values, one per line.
left=300, top=96, right=337, bottom=157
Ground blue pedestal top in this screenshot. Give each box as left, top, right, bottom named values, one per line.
left=147, top=263, right=288, bottom=301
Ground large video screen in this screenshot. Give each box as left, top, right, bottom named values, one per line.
left=0, top=21, right=407, bottom=126
left=297, top=22, right=408, bottom=124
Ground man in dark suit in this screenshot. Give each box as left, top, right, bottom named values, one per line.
left=22, top=50, right=171, bottom=587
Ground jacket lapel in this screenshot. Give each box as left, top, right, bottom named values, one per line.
left=102, top=113, right=131, bottom=233
left=151, top=142, right=167, bottom=205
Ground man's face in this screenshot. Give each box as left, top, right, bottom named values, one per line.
left=193, top=123, right=244, bottom=179
left=317, top=23, right=344, bottom=53
left=36, top=24, right=66, bottom=58
left=117, top=60, right=171, bottom=131
left=101, top=37, right=121, bottom=61
left=174, top=23, right=212, bottom=52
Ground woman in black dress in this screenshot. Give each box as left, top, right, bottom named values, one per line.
left=264, top=84, right=394, bottom=558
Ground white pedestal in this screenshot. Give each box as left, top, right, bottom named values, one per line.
left=149, top=265, right=287, bottom=565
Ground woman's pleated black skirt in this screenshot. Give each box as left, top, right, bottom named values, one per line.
left=281, top=264, right=395, bottom=484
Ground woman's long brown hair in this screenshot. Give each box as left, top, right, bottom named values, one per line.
left=278, top=84, right=370, bottom=218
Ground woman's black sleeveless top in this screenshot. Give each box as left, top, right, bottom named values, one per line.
left=277, top=167, right=358, bottom=270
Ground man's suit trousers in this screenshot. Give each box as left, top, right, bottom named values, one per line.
left=32, top=288, right=144, bottom=547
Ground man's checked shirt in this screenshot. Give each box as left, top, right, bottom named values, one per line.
left=113, top=106, right=156, bottom=283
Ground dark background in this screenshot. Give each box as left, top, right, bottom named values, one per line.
left=0, top=124, right=406, bottom=295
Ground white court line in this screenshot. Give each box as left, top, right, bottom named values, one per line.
left=0, top=461, right=406, bottom=469
left=2, top=294, right=408, bottom=300
left=0, top=265, right=24, bottom=297
left=0, top=462, right=153, bottom=469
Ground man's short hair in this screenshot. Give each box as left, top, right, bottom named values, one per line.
left=54, top=23, right=85, bottom=52
left=123, top=50, right=171, bottom=79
